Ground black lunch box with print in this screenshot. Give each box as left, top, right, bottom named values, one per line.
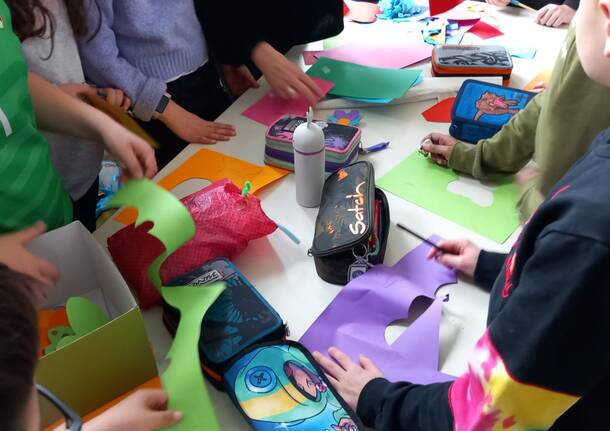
left=308, top=161, right=390, bottom=285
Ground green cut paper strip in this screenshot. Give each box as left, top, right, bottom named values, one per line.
left=109, top=179, right=224, bottom=431
left=66, top=297, right=110, bottom=336
left=306, top=57, right=422, bottom=100
left=378, top=152, right=520, bottom=243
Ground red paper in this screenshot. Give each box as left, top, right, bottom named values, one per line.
left=343, top=1, right=350, bottom=16
left=429, top=0, right=462, bottom=16
left=345, top=0, right=380, bottom=23
left=467, top=20, right=504, bottom=39
left=422, top=97, right=455, bottom=123
left=241, top=78, right=334, bottom=126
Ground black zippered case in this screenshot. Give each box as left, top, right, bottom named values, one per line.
left=309, top=161, right=390, bottom=285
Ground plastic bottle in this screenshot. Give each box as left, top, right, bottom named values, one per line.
left=293, top=107, right=325, bottom=207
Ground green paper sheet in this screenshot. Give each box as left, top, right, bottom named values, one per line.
left=378, top=152, right=520, bottom=243
left=306, top=57, right=422, bottom=100
left=109, top=180, right=225, bottom=431
left=66, top=297, right=110, bottom=336
left=323, top=34, right=342, bottom=50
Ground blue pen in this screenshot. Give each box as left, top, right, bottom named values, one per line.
left=360, top=141, right=390, bottom=154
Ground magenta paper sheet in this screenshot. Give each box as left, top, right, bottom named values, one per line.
left=301, top=237, right=457, bottom=384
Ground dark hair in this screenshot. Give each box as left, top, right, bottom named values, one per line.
left=0, top=265, right=39, bottom=431
left=6, top=0, right=88, bottom=41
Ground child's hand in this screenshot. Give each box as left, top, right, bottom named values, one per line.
left=486, top=0, right=511, bottom=6
left=223, top=65, right=260, bottom=97
left=252, top=42, right=324, bottom=106
left=84, top=389, right=182, bottom=431
left=420, top=133, right=457, bottom=166
left=100, top=121, right=157, bottom=180
left=59, top=83, right=96, bottom=99
left=535, top=4, right=575, bottom=27
left=427, top=239, right=481, bottom=277
left=159, top=100, right=236, bottom=145
left=515, top=166, right=539, bottom=188
left=59, top=84, right=132, bottom=112
left=0, top=221, right=58, bottom=292
left=313, top=348, right=384, bottom=412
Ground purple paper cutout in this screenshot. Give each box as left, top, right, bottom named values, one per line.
left=300, top=236, right=457, bottom=384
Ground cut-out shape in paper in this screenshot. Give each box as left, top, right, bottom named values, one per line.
left=300, top=238, right=457, bottom=384
left=109, top=179, right=225, bottom=431
left=242, top=78, right=335, bottom=126
left=303, top=43, right=432, bottom=69
left=422, top=97, right=456, bottom=123
left=115, top=149, right=289, bottom=224
left=66, top=297, right=110, bottom=336
left=377, top=152, right=520, bottom=243
left=467, top=20, right=504, bottom=39
left=307, top=57, right=422, bottom=100
left=446, top=175, right=495, bottom=207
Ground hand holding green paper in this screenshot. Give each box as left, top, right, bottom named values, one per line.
left=108, top=179, right=225, bottom=431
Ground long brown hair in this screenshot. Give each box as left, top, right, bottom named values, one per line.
left=6, top=0, right=88, bottom=41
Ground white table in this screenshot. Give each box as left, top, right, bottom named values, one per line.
left=94, top=5, right=566, bottom=429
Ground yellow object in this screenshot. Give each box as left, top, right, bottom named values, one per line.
left=523, top=69, right=552, bottom=92
left=114, top=149, right=289, bottom=224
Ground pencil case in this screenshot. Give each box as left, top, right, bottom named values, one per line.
left=431, top=45, right=513, bottom=81
left=265, top=114, right=361, bottom=174
left=163, top=258, right=287, bottom=389
left=309, top=161, right=390, bottom=285
left=223, top=340, right=364, bottom=431
left=450, top=79, right=536, bottom=144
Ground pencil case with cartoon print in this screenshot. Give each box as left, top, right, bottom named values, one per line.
left=432, top=45, right=513, bottom=81
left=450, top=79, right=536, bottom=144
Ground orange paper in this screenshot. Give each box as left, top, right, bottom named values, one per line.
left=523, top=69, right=552, bottom=92
left=422, top=97, right=456, bottom=123
left=114, top=149, right=289, bottom=224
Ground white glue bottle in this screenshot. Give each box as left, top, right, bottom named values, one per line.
left=293, top=107, right=325, bottom=207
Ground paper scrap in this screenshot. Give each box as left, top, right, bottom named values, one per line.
left=303, top=43, right=432, bottom=69
left=301, top=239, right=457, bottom=384
left=430, top=0, right=463, bottom=16
left=109, top=179, right=225, bottom=431
left=422, top=97, right=455, bottom=123
left=523, top=69, right=552, bottom=92
left=509, top=46, right=537, bottom=59
left=345, top=0, right=380, bottom=23
left=467, top=20, right=504, bottom=39
left=307, top=57, right=422, bottom=100
left=115, top=149, right=288, bottom=224
left=377, top=152, right=520, bottom=243
left=242, top=78, right=335, bottom=126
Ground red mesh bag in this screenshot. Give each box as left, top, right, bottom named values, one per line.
left=107, top=180, right=278, bottom=308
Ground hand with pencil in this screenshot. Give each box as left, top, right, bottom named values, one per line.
left=419, top=133, right=458, bottom=166
left=426, top=239, right=482, bottom=277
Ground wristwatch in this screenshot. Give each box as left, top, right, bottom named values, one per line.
left=155, top=93, right=171, bottom=115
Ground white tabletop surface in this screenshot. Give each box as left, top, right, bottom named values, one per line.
left=94, top=5, right=567, bottom=429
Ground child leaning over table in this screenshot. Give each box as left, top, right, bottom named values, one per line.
left=420, top=21, right=610, bottom=223
left=0, top=263, right=182, bottom=431
left=314, top=2, right=610, bottom=429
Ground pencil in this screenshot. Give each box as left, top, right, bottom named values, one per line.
left=396, top=223, right=451, bottom=254
left=511, top=0, right=536, bottom=13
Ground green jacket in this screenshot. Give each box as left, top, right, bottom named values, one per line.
left=449, top=26, right=610, bottom=221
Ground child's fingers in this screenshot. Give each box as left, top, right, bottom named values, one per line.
left=147, top=410, right=182, bottom=429
left=359, top=354, right=382, bottom=375
left=328, top=347, right=356, bottom=372
left=120, top=145, right=144, bottom=179
left=437, top=253, right=464, bottom=270
left=121, top=96, right=132, bottom=111
left=313, top=351, right=344, bottom=379
left=14, top=221, right=47, bottom=243
left=292, top=78, right=318, bottom=106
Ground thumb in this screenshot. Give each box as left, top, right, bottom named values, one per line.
left=14, top=221, right=47, bottom=244
left=146, top=410, right=182, bottom=429
left=437, top=253, right=465, bottom=271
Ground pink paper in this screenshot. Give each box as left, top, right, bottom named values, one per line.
left=301, top=238, right=457, bottom=384
left=303, top=50, right=323, bottom=66
left=303, top=43, right=432, bottom=69
left=241, top=78, right=334, bottom=126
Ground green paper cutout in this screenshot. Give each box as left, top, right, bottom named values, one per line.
left=378, top=152, right=520, bottom=243
left=109, top=179, right=225, bottom=431
left=55, top=335, right=79, bottom=350
left=47, top=326, right=75, bottom=345
left=66, top=297, right=110, bottom=336
left=306, top=57, right=422, bottom=100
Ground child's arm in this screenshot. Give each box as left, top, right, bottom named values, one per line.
left=28, top=73, right=156, bottom=180
left=323, top=231, right=610, bottom=430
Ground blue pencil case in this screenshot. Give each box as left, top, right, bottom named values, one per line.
left=449, top=79, right=536, bottom=144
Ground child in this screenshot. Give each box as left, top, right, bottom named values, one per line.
left=195, top=0, right=343, bottom=101
left=314, top=2, right=610, bottom=428
left=486, top=0, right=578, bottom=27
left=0, top=0, right=156, bottom=234
left=420, top=22, right=610, bottom=222
left=0, top=264, right=181, bottom=431
left=78, top=0, right=237, bottom=168
left=12, top=0, right=132, bottom=232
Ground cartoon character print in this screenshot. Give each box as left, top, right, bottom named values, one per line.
left=474, top=92, right=519, bottom=121
left=331, top=413, right=358, bottom=431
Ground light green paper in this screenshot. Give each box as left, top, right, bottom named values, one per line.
left=306, top=57, right=422, bottom=100
left=323, top=34, right=343, bottom=50
left=66, top=297, right=110, bottom=336
left=109, top=179, right=224, bottom=431
left=378, top=152, right=520, bottom=243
